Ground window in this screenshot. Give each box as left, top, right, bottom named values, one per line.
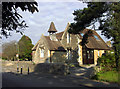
left=80, top=33, right=84, bottom=36
left=98, top=50, right=100, bottom=57
left=87, top=50, right=94, bottom=59
left=67, top=51, right=69, bottom=60
left=40, top=48, right=44, bottom=58
left=67, top=50, right=72, bottom=60
left=94, top=35, right=99, bottom=40
left=90, top=50, right=94, bottom=59
left=67, top=33, right=70, bottom=43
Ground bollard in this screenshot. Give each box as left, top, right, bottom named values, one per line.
left=17, top=64, right=19, bottom=73
left=28, top=66, right=29, bottom=75
left=21, top=67, right=23, bottom=74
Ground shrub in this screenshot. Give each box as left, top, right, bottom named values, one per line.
left=97, top=50, right=116, bottom=71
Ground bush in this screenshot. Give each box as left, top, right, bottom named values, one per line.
left=97, top=50, right=116, bottom=71
left=91, top=74, right=99, bottom=80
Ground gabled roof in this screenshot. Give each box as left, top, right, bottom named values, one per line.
left=32, top=22, right=110, bottom=51
left=56, top=31, right=64, bottom=40
left=79, top=29, right=110, bottom=50
left=32, top=35, right=44, bottom=51
left=44, top=36, right=65, bottom=51
left=32, top=31, right=65, bottom=51
left=48, top=22, right=57, bottom=32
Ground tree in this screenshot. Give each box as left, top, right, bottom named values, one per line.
left=2, top=41, right=17, bottom=60
left=69, top=2, right=120, bottom=71
left=18, top=35, right=34, bottom=61
left=1, top=2, right=38, bottom=38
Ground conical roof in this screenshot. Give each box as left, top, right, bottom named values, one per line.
left=48, top=22, right=57, bottom=32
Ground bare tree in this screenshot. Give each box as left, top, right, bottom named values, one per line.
left=2, top=41, right=17, bottom=60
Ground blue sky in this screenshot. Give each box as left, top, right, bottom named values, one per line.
left=2, top=1, right=110, bottom=46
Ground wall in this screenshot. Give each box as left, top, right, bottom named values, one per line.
left=2, top=61, right=34, bottom=74
left=61, top=32, right=78, bottom=50
left=94, top=50, right=98, bottom=65
left=50, top=51, right=67, bottom=63
left=94, top=50, right=105, bottom=65
left=2, top=60, right=69, bottom=75
left=99, top=50, right=104, bottom=57
left=61, top=30, right=79, bottom=64
left=32, top=36, right=49, bottom=64
left=34, top=63, right=69, bottom=75
left=78, top=39, right=83, bottom=65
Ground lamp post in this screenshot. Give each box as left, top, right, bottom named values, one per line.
left=15, top=42, right=19, bottom=61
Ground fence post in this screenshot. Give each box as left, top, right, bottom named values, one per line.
left=21, top=67, right=22, bottom=74
left=28, top=66, right=29, bottom=75
left=17, top=64, right=19, bottom=73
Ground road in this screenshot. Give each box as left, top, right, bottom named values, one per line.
left=2, top=72, right=91, bottom=88
left=1, top=60, right=118, bottom=88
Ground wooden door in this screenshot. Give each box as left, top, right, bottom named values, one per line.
left=82, top=47, right=94, bottom=64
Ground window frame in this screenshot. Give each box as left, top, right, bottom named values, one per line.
left=40, top=48, right=44, bottom=58
left=67, top=32, right=70, bottom=43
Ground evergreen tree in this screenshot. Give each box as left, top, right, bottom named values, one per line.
left=69, top=2, right=120, bottom=71
left=18, top=35, right=34, bottom=61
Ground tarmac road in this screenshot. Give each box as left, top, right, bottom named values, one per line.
left=1, top=60, right=118, bottom=88
left=2, top=72, right=90, bottom=88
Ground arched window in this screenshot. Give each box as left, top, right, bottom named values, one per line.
left=67, top=32, right=70, bottom=43
left=40, top=48, right=44, bottom=58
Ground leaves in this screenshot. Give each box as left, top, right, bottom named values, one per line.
left=18, top=35, right=34, bottom=60
left=98, top=51, right=116, bottom=71
left=69, top=2, right=120, bottom=70
left=1, top=2, right=39, bottom=38
left=80, top=30, right=93, bottom=46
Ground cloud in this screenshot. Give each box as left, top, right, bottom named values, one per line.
left=2, top=2, right=110, bottom=45
left=35, top=0, right=81, bottom=2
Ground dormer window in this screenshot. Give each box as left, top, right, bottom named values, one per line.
left=94, top=35, right=99, bottom=40
left=80, top=33, right=84, bottom=36
left=67, top=32, right=70, bottom=43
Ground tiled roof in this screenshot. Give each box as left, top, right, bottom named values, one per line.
left=48, top=22, right=57, bottom=32
left=79, top=29, right=110, bottom=50
left=56, top=31, right=64, bottom=40
left=44, top=36, right=65, bottom=51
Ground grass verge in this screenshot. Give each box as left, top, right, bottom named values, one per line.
left=91, top=71, right=118, bottom=83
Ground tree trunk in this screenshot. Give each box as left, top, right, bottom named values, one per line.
left=114, top=46, right=120, bottom=71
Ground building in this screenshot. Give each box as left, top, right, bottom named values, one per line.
left=32, top=22, right=110, bottom=65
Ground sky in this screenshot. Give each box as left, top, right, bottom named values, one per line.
left=2, top=1, right=110, bottom=46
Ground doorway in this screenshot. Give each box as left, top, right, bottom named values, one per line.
left=82, top=47, right=94, bottom=64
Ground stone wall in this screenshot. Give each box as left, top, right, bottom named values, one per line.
left=32, top=35, right=49, bottom=64
left=51, top=51, right=67, bottom=63
left=2, top=60, right=34, bottom=74
left=34, top=63, right=69, bottom=75
left=61, top=31, right=78, bottom=50
left=94, top=50, right=105, bottom=65
left=2, top=60, right=69, bottom=75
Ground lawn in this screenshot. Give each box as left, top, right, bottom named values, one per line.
left=92, top=71, right=119, bottom=83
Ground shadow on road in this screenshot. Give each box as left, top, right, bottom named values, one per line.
left=2, top=65, right=119, bottom=88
